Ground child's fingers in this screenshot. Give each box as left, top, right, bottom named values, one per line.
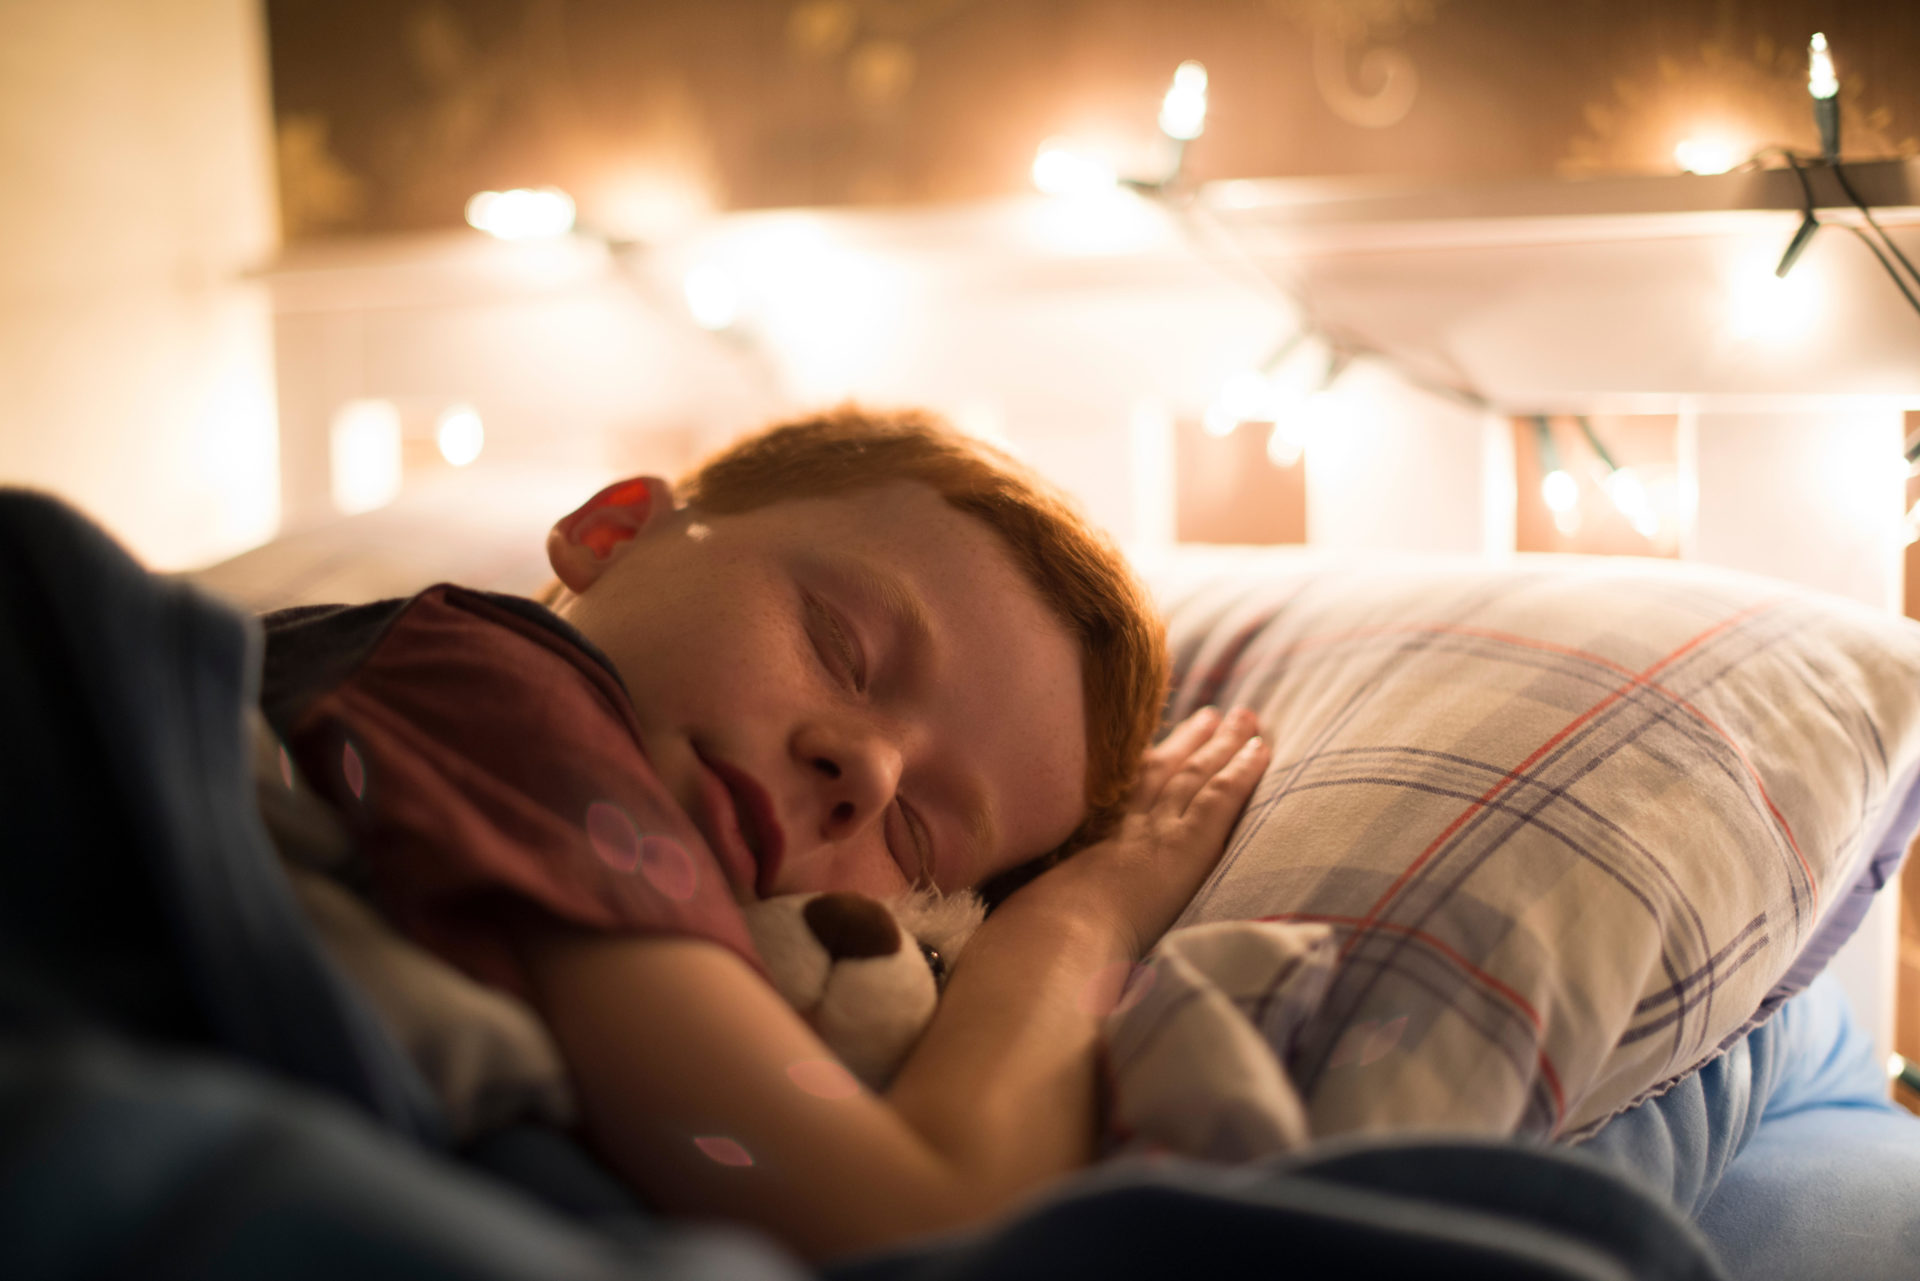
left=1133, top=706, right=1223, bottom=804
left=1184, top=733, right=1270, bottom=828
left=1156, top=708, right=1263, bottom=816
left=1162, top=733, right=1270, bottom=859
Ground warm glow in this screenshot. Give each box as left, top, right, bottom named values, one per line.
left=683, top=264, right=742, bottom=330
left=1266, top=421, right=1305, bottom=467
left=1729, top=253, right=1822, bottom=342
left=435, top=404, right=484, bottom=466
left=1673, top=136, right=1740, bottom=175
left=707, top=217, right=905, bottom=402
left=1159, top=61, right=1209, bottom=141
left=1026, top=186, right=1163, bottom=255
left=1541, top=468, right=1578, bottom=513
left=330, top=400, right=402, bottom=514
left=1808, top=33, right=1838, bottom=99
left=465, top=187, right=577, bottom=240
left=1603, top=466, right=1661, bottom=538
left=1206, top=369, right=1276, bottom=435
left=1032, top=139, right=1117, bottom=196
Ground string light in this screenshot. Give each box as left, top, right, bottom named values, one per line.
left=1808, top=33, right=1840, bottom=160
left=1673, top=137, right=1740, bottom=176
left=329, top=400, right=403, bottom=515
left=1204, top=369, right=1274, bottom=437
left=435, top=404, right=484, bottom=466
left=1533, top=417, right=1580, bottom=535
left=1575, top=416, right=1662, bottom=539
left=1032, top=60, right=1208, bottom=201
left=1752, top=43, right=1920, bottom=333
left=1202, top=334, right=1349, bottom=461
left=683, top=263, right=743, bottom=331
left=1265, top=420, right=1305, bottom=467
left=1031, top=138, right=1119, bottom=196
left=1159, top=62, right=1209, bottom=142
left=465, top=187, right=577, bottom=240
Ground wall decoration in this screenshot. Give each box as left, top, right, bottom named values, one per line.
left=1267, top=0, right=1442, bottom=130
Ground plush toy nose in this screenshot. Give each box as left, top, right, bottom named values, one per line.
left=802, top=892, right=902, bottom=961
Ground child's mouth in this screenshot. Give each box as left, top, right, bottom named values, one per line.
left=692, top=747, right=786, bottom=895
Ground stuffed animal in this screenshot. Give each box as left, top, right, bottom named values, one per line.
left=743, top=887, right=986, bottom=1090
left=290, top=855, right=984, bottom=1136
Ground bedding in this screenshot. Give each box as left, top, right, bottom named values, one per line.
left=1109, top=548, right=1920, bottom=1157
left=0, top=488, right=1734, bottom=1280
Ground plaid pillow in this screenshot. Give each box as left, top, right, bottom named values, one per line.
left=1108, top=551, right=1920, bottom=1155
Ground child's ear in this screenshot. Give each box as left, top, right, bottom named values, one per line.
left=545, top=476, right=676, bottom=592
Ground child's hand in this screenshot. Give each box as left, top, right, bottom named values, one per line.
left=1027, top=706, right=1269, bottom=959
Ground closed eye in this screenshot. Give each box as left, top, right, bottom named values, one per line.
left=805, top=594, right=866, bottom=691
left=895, top=797, right=935, bottom=888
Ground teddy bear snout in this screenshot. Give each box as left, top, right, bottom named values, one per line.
left=802, top=892, right=903, bottom=961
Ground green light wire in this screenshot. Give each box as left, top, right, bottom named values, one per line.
left=1532, top=416, right=1565, bottom=474
left=1575, top=416, right=1621, bottom=473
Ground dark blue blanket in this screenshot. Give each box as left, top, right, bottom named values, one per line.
left=0, top=489, right=1728, bottom=1280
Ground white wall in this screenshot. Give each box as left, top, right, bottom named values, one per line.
left=0, top=0, right=280, bottom=569
left=1691, top=404, right=1910, bottom=1061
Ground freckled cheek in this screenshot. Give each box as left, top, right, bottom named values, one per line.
left=635, top=608, right=816, bottom=718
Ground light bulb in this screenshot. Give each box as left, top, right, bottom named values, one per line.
left=1159, top=61, right=1209, bottom=141
left=683, top=264, right=742, bottom=330
left=1031, top=139, right=1117, bottom=196
left=435, top=404, right=484, bottom=466
left=1541, top=469, right=1578, bottom=513
left=1673, top=137, right=1740, bottom=175
left=330, top=400, right=402, bottom=514
left=1808, top=33, right=1838, bottom=99
left=1202, top=405, right=1240, bottom=438
left=465, top=187, right=577, bottom=240
left=1266, top=421, right=1304, bottom=467
left=1604, top=467, right=1661, bottom=538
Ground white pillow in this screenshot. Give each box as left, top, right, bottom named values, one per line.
left=1107, top=551, right=1920, bottom=1154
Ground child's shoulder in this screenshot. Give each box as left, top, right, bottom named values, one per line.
left=258, top=585, right=616, bottom=732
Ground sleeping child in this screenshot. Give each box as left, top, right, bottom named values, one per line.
left=253, top=407, right=1270, bottom=1262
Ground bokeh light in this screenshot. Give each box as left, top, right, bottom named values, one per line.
left=465, top=187, right=577, bottom=240
left=692, top=1135, right=754, bottom=1167
left=435, top=404, right=484, bottom=466
left=586, top=801, right=641, bottom=873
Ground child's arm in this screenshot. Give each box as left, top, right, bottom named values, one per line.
left=518, top=707, right=1265, bottom=1261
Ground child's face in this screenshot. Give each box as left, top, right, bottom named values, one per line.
left=548, top=480, right=1089, bottom=903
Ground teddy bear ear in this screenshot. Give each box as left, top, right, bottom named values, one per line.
left=890, top=886, right=986, bottom=959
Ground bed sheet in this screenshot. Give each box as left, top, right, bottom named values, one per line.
left=1574, top=968, right=1920, bottom=1278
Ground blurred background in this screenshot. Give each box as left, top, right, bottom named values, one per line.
left=3, top=0, right=1919, bottom=1095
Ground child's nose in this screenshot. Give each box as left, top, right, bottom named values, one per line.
left=795, top=720, right=903, bottom=838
